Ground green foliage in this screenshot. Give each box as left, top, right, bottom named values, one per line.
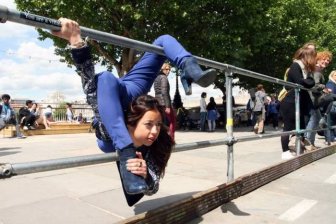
left=53, top=102, right=66, bottom=119
left=14, top=0, right=336, bottom=94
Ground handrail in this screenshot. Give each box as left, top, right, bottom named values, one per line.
left=0, top=5, right=303, bottom=89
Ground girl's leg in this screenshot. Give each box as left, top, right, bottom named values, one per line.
left=121, top=34, right=191, bottom=100
left=122, top=34, right=216, bottom=97
left=207, top=120, right=212, bottom=131
left=258, top=118, right=264, bottom=133
left=280, top=103, right=295, bottom=152
left=43, top=116, right=50, bottom=129
left=97, top=72, right=133, bottom=151
left=97, top=71, right=147, bottom=195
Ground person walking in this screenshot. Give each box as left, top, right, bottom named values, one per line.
left=154, top=63, right=176, bottom=140
left=199, top=92, right=207, bottom=131
left=206, top=97, right=217, bottom=132
left=253, top=84, right=266, bottom=134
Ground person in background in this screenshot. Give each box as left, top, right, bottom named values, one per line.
left=324, top=70, right=336, bottom=143
left=305, top=50, right=332, bottom=147
left=154, top=62, right=176, bottom=140
left=0, top=94, right=26, bottom=139
left=199, top=92, right=207, bottom=131
left=19, top=100, right=36, bottom=130
left=267, top=95, right=280, bottom=130
left=44, top=105, right=54, bottom=128
left=280, top=46, right=316, bottom=160
left=76, top=112, right=84, bottom=124
left=253, top=84, right=266, bottom=134
left=30, top=103, right=51, bottom=129
left=206, top=97, right=217, bottom=132
left=66, top=103, right=74, bottom=122
left=176, top=104, right=188, bottom=130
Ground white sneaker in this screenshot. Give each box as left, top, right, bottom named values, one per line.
left=23, top=126, right=28, bottom=130
left=17, top=134, right=26, bottom=139
left=281, top=151, right=295, bottom=160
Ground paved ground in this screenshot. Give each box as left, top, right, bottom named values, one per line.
left=0, top=126, right=335, bottom=224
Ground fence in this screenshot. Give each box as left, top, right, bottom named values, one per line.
left=1, top=5, right=335, bottom=179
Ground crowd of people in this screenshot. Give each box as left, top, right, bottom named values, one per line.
left=0, top=94, right=89, bottom=138
left=244, top=43, right=335, bottom=160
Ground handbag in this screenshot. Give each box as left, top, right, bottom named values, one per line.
left=278, top=88, right=288, bottom=102
left=278, top=68, right=290, bottom=102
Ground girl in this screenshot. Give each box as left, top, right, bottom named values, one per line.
left=51, top=18, right=216, bottom=205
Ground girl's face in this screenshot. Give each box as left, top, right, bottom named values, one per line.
left=128, top=109, right=162, bottom=147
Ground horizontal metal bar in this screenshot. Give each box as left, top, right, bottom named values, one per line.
left=2, top=124, right=333, bottom=178
left=0, top=153, right=118, bottom=178
left=0, top=139, right=231, bottom=178
left=0, top=5, right=301, bottom=89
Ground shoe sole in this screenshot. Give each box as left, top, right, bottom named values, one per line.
left=195, top=69, right=217, bottom=87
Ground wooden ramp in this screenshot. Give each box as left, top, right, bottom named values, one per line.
left=1, top=123, right=93, bottom=137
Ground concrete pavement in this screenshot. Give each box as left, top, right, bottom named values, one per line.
left=0, top=127, right=335, bottom=223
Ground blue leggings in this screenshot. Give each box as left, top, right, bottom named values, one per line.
left=97, top=35, right=191, bottom=152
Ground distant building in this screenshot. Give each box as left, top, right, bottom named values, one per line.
left=42, top=91, right=66, bottom=103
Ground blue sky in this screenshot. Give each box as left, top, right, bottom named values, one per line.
left=0, top=0, right=224, bottom=105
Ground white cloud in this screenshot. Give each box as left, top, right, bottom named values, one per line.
left=0, top=1, right=32, bottom=39
left=1, top=0, right=16, bottom=8
left=0, top=22, right=33, bottom=39
left=0, top=42, right=84, bottom=101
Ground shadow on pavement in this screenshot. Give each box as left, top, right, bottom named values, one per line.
left=221, top=201, right=250, bottom=216
left=0, top=151, right=21, bottom=157
left=133, top=191, right=198, bottom=214
left=0, top=147, right=21, bottom=151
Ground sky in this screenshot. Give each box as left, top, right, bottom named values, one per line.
left=0, top=0, right=226, bottom=105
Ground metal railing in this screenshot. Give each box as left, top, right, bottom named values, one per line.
left=0, top=5, right=335, bottom=181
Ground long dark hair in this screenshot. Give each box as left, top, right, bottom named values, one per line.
left=293, top=47, right=316, bottom=73
left=126, top=95, right=174, bottom=177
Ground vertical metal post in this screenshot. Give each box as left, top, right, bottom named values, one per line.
left=294, top=88, right=301, bottom=155
left=225, top=71, right=234, bottom=181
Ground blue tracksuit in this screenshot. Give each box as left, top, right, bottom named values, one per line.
left=72, top=35, right=191, bottom=152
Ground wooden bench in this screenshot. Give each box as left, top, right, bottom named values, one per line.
left=21, top=122, right=93, bottom=136
left=0, top=124, right=16, bottom=137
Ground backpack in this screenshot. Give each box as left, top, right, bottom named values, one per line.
left=19, top=107, right=31, bottom=117
left=248, top=88, right=256, bottom=101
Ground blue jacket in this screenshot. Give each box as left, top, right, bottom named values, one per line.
left=326, top=80, right=336, bottom=94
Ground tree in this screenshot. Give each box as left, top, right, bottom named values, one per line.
left=15, top=0, right=224, bottom=77
left=15, top=0, right=336, bottom=95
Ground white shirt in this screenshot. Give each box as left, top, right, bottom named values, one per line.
left=200, top=98, right=207, bottom=112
